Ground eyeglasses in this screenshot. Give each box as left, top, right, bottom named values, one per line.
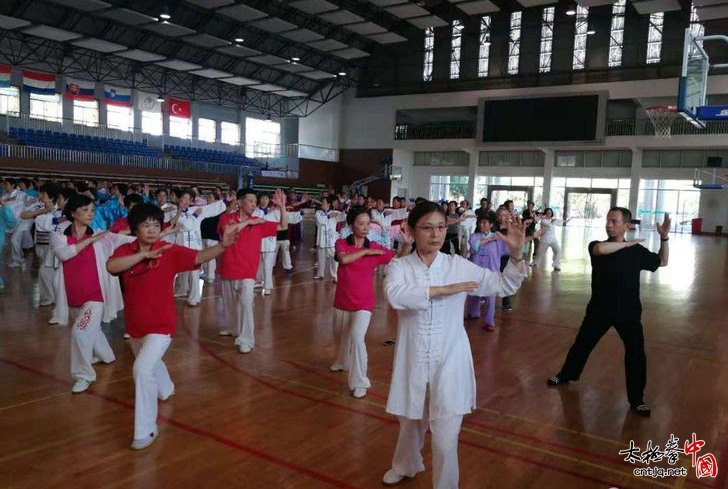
left=415, top=224, right=448, bottom=233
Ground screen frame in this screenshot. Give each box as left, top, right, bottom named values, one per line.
left=476, top=91, right=608, bottom=146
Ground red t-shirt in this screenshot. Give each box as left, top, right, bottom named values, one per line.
left=333, top=239, right=395, bottom=312
left=63, top=235, right=103, bottom=307
left=109, top=217, right=129, bottom=234
left=216, top=212, right=278, bottom=280
left=111, top=241, right=198, bottom=338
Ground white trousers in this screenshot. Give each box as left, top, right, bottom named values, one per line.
left=392, top=409, right=464, bottom=489
left=316, top=247, right=337, bottom=279
left=222, top=279, right=255, bottom=348
left=175, top=269, right=202, bottom=305
left=9, top=227, right=27, bottom=265
left=276, top=240, right=292, bottom=270
left=260, top=252, right=276, bottom=292
left=202, top=239, right=217, bottom=282
left=70, top=301, right=115, bottom=382
left=333, top=309, right=373, bottom=390
left=533, top=239, right=561, bottom=268
left=36, top=244, right=55, bottom=305
left=130, top=334, right=173, bottom=440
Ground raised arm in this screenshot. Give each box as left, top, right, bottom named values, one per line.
left=271, top=189, right=289, bottom=231
left=194, top=221, right=242, bottom=265
left=591, top=240, right=643, bottom=256
left=655, top=213, right=671, bottom=266
left=336, top=247, right=384, bottom=265
left=51, top=231, right=106, bottom=262
left=106, top=244, right=172, bottom=275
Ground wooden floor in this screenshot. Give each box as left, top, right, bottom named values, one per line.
left=2, top=227, right=727, bottom=489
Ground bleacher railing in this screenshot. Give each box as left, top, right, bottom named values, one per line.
left=605, top=118, right=728, bottom=136
left=0, top=143, right=258, bottom=176
left=394, top=122, right=476, bottom=140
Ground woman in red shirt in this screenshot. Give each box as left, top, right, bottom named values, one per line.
left=331, top=206, right=396, bottom=399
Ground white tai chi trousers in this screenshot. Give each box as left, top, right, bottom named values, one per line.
left=129, top=333, right=173, bottom=440
left=333, top=309, right=372, bottom=390
left=315, top=247, right=337, bottom=279
left=275, top=240, right=292, bottom=270
left=202, top=239, right=217, bottom=282
left=175, top=269, right=202, bottom=305
left=70, top=301, right=115, bottom=382
left=391, top=405, right=464, bottom=489
left=35, top=244, right=55, bottom=305
left=222, top=279, right=256, bottom=349
left=9, top=227, right=28, bottom=266
left=260, top=252, right=276, bottom=292
left=532, top=239, right=561, bottom=269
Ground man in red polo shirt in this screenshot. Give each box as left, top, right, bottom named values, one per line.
left=107, top=203, right=244, bottom=451
left=217, top=187, right=288, bottom=353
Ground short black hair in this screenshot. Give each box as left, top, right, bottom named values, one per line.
left=19, top=178, right=31, bottom=188
left=124, top=193, right=144, bottom=209
left=346, top=205, right=370, bottom=226
left=476, top=211, right=497, bottom=228
left=236, top=187, right=256, bottom=200
left=4, top=177, right=17, bottom=187
left=609, top=206, right=632, bottom=223
left=155, top=188, right=167, bottom=197
left=58, top=188, right=76, bottom=202
left=115, top=183, right=129, bottom=195
left=128, top=203, right=164, bottom=233
left=39, top=183, right=60, bottom=202
left=407, top=201, right=446, bottom=230
left=64, top=194, right=94, bottom=221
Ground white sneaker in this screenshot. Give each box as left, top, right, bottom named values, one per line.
left=352, top=388, right=367, bottom=398
left=130, top=430, right=158, bottom=450
left=123, top=333, right=131, bottom=339
left=187, top=301, right=199, bottom=307
left=48, top=316, right=59, bottom=325
left=160, top=389, right=175, bottom=401
left=262, top=289, right=272, bottom=296
left=329, top=364, right=345, bottom=372
left=39, top=300, right=53, bottom=306
left=71, top=378, right=91, bottom=394
left=238, top=344, right=252, bottom=354
left=218, top=330, right=232, bottom=336
left=91, top=356, right=100, bottom=365
left=382, top=469, right=410, bottom=486
left=174, top=292, right=186, bottom=298
left=253, top=282, right=263, bottom=289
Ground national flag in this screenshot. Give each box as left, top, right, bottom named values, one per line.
left=104, top=85, right=132, bottom=107
left=136, top=91, right=161, bottom=112
left=64, top=78, right=96, bottom=101
left=168, top=97, right=191, bottom=118
left=0, top=64, right=11, bottom=88
left=22, top=69, right=56, bottom=95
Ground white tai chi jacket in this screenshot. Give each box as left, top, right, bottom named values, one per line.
left=384, top=252, right=527, bottom=420
left=174, top=200, right=226, bottom=250
left=51, top=230, right=136, bottom=326
left=537, top=218, right=563, bottom=244
left=315, top=210, right=344, bottom=249
left=254, top=207, right=281, bottom=253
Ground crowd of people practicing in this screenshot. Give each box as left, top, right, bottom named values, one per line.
left=0, top=175, right=671, bottom=489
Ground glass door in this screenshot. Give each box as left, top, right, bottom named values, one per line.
left=487, top=185, right=532, bottom=213
left=564, top=188, right=616, bottom=227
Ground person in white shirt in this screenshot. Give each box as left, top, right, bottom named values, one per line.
left=531, top=207, right=570, bottom=271
left=314, top=197, right=345, bottom=281
left=381, top=201, right=528, bottom=489
left=171, top=188, right=226, bottom=306
left=2, top=178, right=37, bottom=268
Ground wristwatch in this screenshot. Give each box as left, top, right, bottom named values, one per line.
left=660, top=237, right=669, bottom=242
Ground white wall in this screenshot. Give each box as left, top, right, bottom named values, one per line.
left=298, top=94, right=343, bottom=150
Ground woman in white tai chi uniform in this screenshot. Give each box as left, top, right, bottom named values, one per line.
left=382, top=201, right=528, bottom=489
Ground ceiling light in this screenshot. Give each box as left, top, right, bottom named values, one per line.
left=234, top=37, right=244, bottom=43
left=587, top=29, right=596, bottom=35
left=565, top=3, right=577, bottom=15
left=159, top=13, right=171, bottom=20
left=338, top=71, right=346, bottom=76
left=291, top=57, right=300, bottom=62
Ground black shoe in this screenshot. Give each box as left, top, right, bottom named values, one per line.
left=630, top=404, right=651, bottom=417
left=547, top=374, right=569, bottom=387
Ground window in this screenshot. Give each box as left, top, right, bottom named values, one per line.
left=141, top=110, right=162, bottom=136
left=246, top=117, right=280, bottom=156
left=689, top=2, right=704, bottom=58
left=107, top=105, right=132, bottom=132
left=573, top=6, right=589, bottom=70
left=539, top=7, right=555, bottom=73
left=474, top=176, right=544, bottom=210
left=423, top=27, right=434, bottom=82
left=478, top=16, right=491, bottom=78
left=638, top=179, right=698, bottom=233
left=73, top=99, right=99, bottom=127
left=198, top=117, right=216, bottom=142
left=29, top=93, right=61, bottom=122
left=0, top=86, right=20, bottom=115
left=508, top=12, right=522, bottom=75
left=608, top=0, right=626, bottom=67
left=450, top=20, right=463, bottom=80
left=430, top=175, right=469, bottom=202
left=169, top=115, right=191, bottom=139
left=221, top=121, right=239, bottom=146
left=646, top=12, right=664, bottom=64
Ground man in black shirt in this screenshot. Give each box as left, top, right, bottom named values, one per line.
left=522, top=201, right=537, bottom=262
left=547, top=207, right=670, bottom=417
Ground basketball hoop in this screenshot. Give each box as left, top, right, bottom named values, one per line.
left=645, top=105, right=679, bottom=138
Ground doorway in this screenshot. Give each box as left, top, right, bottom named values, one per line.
left=487, top=186, right=533, bottom=213
left=564, top=188, right=617, bottom=228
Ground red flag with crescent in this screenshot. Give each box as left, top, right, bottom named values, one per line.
left=168, top=98, right=191, bottom=118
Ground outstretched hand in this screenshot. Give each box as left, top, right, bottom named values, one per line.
left=221, top=222, right=244, bottom=248
left=272, top=188, right=287, bottom=209
left=655, top=213, right=671, bottom=238
left=495, top=216, right=526, bottom=257
left=144, top=244, right=172, bottom=260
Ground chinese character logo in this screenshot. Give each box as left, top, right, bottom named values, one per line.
left=619, top=434, right=718, bottom=479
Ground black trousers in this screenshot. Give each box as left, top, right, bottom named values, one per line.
left=441, top=233, right=459, bottom=255
left=559, top=315, right=647, bottom=407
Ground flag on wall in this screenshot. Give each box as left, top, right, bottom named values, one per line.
left=0, top=64, right=11, bottom=88
left=22, top=69, right=56, bottom=95
left=104, top=85, right=132, bottom=107
left=64, top=78, right=96, bottom=101
left=136, top=91, right=161, bottom=112
left=168, top=98, right=191, bottom=118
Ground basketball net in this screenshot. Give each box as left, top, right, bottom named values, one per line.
left=645, top=105, right=679, bottom=138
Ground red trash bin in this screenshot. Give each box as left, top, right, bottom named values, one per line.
left=691, top=218, right=703, bottom=235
